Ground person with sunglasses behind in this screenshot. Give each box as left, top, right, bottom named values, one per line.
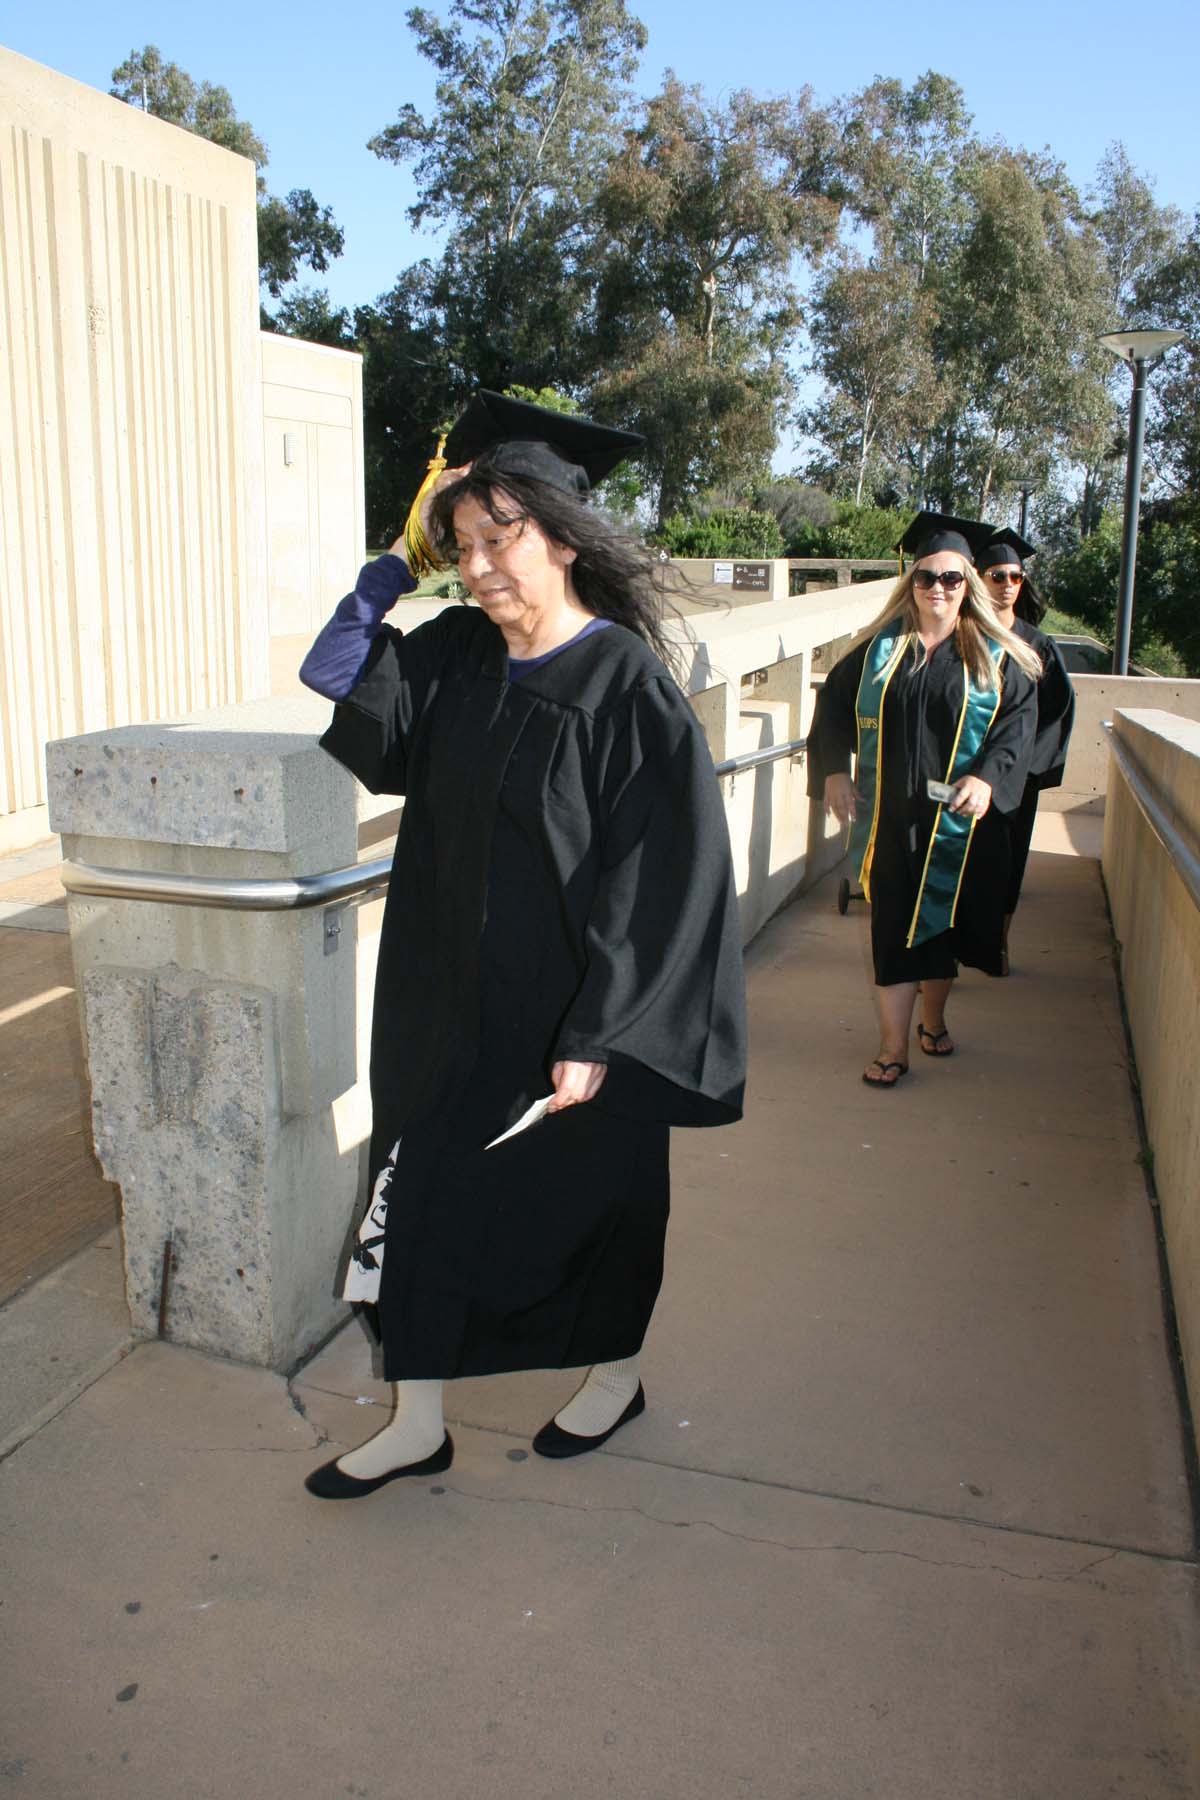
left=968, top=529, right=1075, bottom=973
left=808, top=513, right=1042, bottom=1087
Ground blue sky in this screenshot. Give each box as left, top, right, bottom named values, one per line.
left=4, top=0, right=1198, bottom=318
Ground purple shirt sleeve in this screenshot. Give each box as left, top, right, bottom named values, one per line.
left=299, top=554, right=419, bottom=701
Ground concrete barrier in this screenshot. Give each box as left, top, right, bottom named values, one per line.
left=1056, top=676, right=1200, bottom=811
left=1103, top=708, right=1200, bottom=1415
left=45, top=698, right=390, bottom=1370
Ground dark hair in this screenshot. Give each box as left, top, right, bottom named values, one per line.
left=1015, top=573, right=1048, bottom=627
left=429, top=454, right=685, bottom=676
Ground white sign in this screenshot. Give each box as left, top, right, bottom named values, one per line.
left=713, top=561, right=734, bottom=585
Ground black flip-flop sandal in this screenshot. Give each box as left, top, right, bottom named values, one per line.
left=917, top=1024, right=954, bottom=1056
left=862, top=1059, right=908, bottom=1088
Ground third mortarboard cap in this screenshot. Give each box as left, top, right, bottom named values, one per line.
left=896, top=511, right=997, bottom=564
left=443, top=389, right=645, bottom=495
left=977, top=527, right=1036, bottom=570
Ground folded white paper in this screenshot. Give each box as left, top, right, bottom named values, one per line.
left=485, top=1093, right=555, bottom=1148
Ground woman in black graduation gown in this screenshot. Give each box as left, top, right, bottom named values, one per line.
left=808, top=513, right=1041, bottom=1088
left=298, top=391, right=746, bottom=1498
left=968, top=530, right=1075, bottom=973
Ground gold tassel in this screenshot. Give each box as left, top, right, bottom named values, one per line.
left=403, top=434, right=449, bottom=578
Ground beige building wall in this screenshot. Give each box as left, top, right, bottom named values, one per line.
left=0, top=47, right=268, bottom=854
left=261, top=334, right=365, bottom=638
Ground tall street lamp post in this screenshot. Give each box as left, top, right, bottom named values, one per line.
left=1098, top=328, right=1185, bottom=674
left=1013, top=476, right=1037, bottom=539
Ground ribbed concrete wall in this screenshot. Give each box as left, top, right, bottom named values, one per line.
left=1103, top=709, right=1200, bottom=1419
left=0, top=47, right=268, bottom=848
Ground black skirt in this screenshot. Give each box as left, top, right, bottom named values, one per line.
left=868, top=808, right=1009, bottom=985
left=375, top=1089, right=669, bottom=1381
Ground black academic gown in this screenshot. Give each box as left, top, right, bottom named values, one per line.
left=318, top=605, right=746, bottom=1381
left=999, top=619, right=1076, bottom=913
left=808, top=633, right=1037, bottom=984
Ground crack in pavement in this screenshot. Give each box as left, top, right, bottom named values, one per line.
left=427, top=1481, right=1132, bottom=1585
left=281, top=1401, right=1197, bottom=1567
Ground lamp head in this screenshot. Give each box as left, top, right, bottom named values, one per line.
left=1098, top=328, right=1185, bottom=365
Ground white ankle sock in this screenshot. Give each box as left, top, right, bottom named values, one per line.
left=553, top=1357, right=641, bottom=1438
left=337, top=1379, right=445, bottom=1479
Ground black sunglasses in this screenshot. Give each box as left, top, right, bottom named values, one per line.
left=985, top=568, right=1024, bottom=585
left=912, top=569, right=966, bottom=592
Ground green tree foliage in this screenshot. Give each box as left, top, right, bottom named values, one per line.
left=1091, top=143, right=1183, bottom=317
left=1047, top=508, right=1200, bottom=675
left=260, top=288, right=355, bottom=347
left=1135, top=211, right=1200, bottom=500
left=805, top=74, right=975, bottom=507
left=1058, top=145, right=1185, bottom=536
left=833, top=71, right=975, bottom=281
left=110, top=45, right=267, bottom=163
left=354, top=268, right=456, bottom=545
left=591, top=75, right=840, bottom=521
left=790, top=501, right=911, bottom=560
left=801, top=251, right=939, bottom=504
left=805, top=76, right=1128, bottom=528
left=257, top=193, right=346, bottom=300
left=935, top=149, right=1112, bottom=516
left=657, top=509, right=785, bottom=558
left=110, top=46, right=343, bottom=304
left=368, top=0, right=644, bottom=396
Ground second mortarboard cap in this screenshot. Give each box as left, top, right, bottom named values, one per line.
left=896, top=511, right=997, bottom=564
left=443, top=390, right=645, bottom=496
left=977, top=528, right=1036, bottom=570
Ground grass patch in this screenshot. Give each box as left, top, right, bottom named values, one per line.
left=1042, top=606, right=1096, bottom=638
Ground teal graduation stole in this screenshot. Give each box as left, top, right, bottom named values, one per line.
left=848, top=632, right=1005, bottom=947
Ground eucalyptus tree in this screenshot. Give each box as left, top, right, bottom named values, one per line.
left=833, top=70, right=975, bottom=285
left=1090, top=143, right=1183, bottom=318
left=589, top=74, right=840, bottom=521
left=368, top=0, right=646, bottom=396
left=801, top=251, right=939, bottom=503
left=802, top=73, right=975, bottom=506
left=1134, top=211, right=1200, bottom=502
left=934, top=149, right=1113, bottom=517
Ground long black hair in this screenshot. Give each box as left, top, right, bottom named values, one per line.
left=1015, top=573, right=1048, bottom=627
left=428, top=454, right=685, bottom=676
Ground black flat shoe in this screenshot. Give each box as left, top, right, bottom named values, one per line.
left=532, top=1383, right=646, bottom=1459
left=303, top=1432, right=453, bottom=1499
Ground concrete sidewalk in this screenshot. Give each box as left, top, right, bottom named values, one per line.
left=2, top=842, right=1197, bottom=1798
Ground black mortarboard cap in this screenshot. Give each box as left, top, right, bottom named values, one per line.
left=443, top=390, right=645, bottom=495
left=977, top=528, right=1036, bottom=571
left=896, top=511, right=997, bottom=564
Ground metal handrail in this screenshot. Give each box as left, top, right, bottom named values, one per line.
left=715, top=735, right=806, bottom=778
left=1102, top=720, right=1200, bottom=914
left=58, top=736, right=807, bottom=912
left=60, top=856, right=394, bottom=912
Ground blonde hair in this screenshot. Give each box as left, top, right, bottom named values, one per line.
left=855, top=562, right=1042, bottom=690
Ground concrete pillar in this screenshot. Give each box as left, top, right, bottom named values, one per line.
left=45, top=696, right=374, bottom=1371
left=758, top=650, right=812, bottom=743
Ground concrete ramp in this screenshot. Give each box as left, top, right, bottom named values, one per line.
left=2, top=846, right=1197, bottom=1797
